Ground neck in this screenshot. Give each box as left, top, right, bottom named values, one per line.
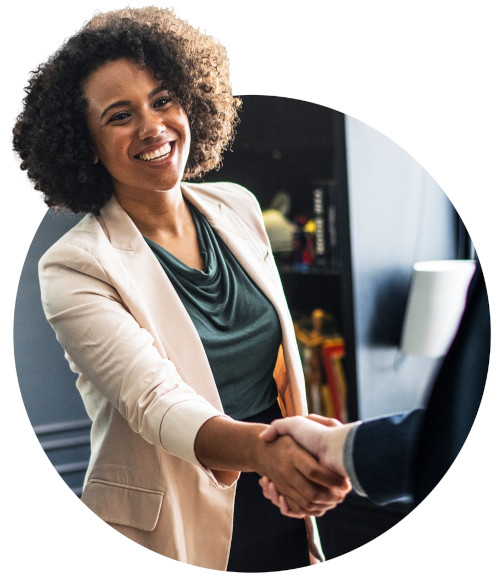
left=115, top=185, right=189, bottom=238
left=114, top=184, right=203, bottom=269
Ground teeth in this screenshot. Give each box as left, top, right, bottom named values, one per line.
left=139, top=143, right=172, bottom=161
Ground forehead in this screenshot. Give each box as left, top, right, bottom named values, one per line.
left=83, top=58, right=162, bottom=106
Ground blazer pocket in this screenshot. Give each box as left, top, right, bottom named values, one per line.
left=81, top=479, right=164, bottom=532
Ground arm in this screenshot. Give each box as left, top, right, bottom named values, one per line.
left=39, top=242, right=226, bottom=475
left=349, top=410, right=424, bottom=504
left=260, top=410, right=425, bottom=508
left=40, top=241, right=351, bottom=512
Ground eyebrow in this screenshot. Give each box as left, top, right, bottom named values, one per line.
left=99, top=85, right=169, bottom=120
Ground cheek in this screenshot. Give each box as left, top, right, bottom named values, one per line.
left=88, top=122, right=127, bottom=163
left=97, top=140, right=129, bottom=172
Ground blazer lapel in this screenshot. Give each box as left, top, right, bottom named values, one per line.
left=98, top=197, right=223, bottom=410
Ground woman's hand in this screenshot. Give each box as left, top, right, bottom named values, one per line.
left=194, top=415, right=351, bottom=518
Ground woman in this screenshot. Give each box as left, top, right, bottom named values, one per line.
left=13, top=6, right=350, bottom=572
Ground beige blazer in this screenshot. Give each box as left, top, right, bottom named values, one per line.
left=39, top=181, right=323, bottom=570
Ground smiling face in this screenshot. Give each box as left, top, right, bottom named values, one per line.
left=83, top=58, right=191, bottom=203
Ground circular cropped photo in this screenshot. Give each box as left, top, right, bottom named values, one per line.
left=12, top=5, right=490, bottom=575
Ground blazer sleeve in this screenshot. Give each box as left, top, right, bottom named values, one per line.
left=38, top=240, right=225, bottom=475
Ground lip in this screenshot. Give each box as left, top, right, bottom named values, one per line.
left=134, top=140, right=175, bottom=165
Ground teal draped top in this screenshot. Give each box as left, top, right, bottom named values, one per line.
left=145, top=202, right=281, bottom=420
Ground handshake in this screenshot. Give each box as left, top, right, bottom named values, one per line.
left=257, top=414, right=357, bottom=519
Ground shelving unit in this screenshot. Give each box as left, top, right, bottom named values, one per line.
left=203, top=95, right=359, bottom=421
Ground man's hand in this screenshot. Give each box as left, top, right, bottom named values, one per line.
left=258, top=415, right=355, bottom=517
left=253, top=431, right=351, bottom=518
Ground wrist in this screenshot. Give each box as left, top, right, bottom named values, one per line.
left=235, top=422, right=269, bottom=473
left=320, top=423, right=353, bottom=477
left=195, top=415, right=267, bottom=473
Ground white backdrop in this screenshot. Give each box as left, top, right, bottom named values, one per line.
left=2, top=1, right=498, bottom=579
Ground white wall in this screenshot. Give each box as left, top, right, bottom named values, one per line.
left=345, top=116, right=457, bottom=419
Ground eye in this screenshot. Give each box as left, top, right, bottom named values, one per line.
left=153, top=96, right=172, bottom=109
left=108, top=111, right=131, bottom=124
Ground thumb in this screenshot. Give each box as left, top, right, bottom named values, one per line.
left=259, top=423, right=280, bottom=441
left=307, top=414, right=343, bottom=428
left=259, top=416, right=302, bottom=441
left=259, top=416, right=308, bottom=442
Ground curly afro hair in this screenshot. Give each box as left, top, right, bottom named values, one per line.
left=12, top=6, right=241, bottom=214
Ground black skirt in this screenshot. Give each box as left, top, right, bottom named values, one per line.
left=226, top=401, right=310, bottom=572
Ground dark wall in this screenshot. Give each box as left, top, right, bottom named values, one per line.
left=15, top=210, right=86, bottom=427
left=14, top=210, right=90, bottom=495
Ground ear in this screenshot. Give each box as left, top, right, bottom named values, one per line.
left=89, top=145, right=99, bottom=165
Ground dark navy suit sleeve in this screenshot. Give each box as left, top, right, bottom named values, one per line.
left=351, top=409, right=425, bottom=505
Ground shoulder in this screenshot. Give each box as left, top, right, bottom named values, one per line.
left=182, top=181, right=262, bottom=215
left=39, top=212, right=110, bottom=277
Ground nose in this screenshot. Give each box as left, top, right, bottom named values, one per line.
left=137, top=109, right=165, bottom=141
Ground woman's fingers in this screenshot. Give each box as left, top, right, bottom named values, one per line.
left=259, top=476, right=339, bottom=518
left=259, top=476, right=309, bottom=518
